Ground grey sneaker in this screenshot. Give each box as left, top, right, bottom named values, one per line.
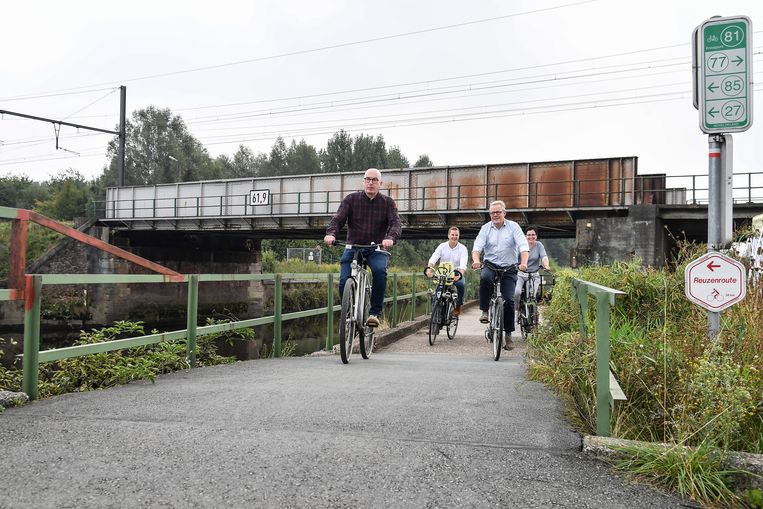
left=503, top=337, right=515, bottom=351
left=367, top=315, right=380, bottom=328
left=479, top=311, right=489, bottom=323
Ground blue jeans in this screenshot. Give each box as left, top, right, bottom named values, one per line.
left=339, top=248, right=388, bottom=317
left=453, top=277, right=465, bottom=306
left=479, top=266, right=517, bottom=333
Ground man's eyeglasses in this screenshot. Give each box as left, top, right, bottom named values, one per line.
left=489, top=210, right=504, bottom=215
left=363, top=177, right=380, bottom=183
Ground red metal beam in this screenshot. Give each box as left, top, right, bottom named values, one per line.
left=15, top=208, right=183, bottom=282
left=9, top=218, right=28, bottom=296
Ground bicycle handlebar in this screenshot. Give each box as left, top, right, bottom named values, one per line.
left=331, top=241, right=392, bottom=256
left=475, top=260, right=518, bottom=273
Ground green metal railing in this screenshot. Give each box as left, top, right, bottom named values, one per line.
left=4, top=271, right=431, bottom=401
left=571, top=278, right=627, bottom=437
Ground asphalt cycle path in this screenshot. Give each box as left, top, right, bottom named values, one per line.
left=1, top=306, right=685, bottom=508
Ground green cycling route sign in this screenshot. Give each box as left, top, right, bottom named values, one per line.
left=695, top=15, right=753, bottom=134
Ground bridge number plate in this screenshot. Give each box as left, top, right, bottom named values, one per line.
left=249, top=189, right=271, bottom=206
left=685, top=252, right=746, bottom=311
left=697, top=16, right=753, bottom=133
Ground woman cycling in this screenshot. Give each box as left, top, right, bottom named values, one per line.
left=514, top=225, right=550, bottom=313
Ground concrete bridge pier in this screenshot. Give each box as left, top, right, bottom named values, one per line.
left=99, top=230, right=265, bottom=326
left=574, top=204, right=668, bottom=267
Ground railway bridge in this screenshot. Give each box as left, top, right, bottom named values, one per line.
left=98, top=156, right=763, bottom=266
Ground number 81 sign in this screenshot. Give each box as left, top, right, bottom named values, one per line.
left=696, top=15, right=753, bottom=133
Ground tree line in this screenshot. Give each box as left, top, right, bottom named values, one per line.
left=1, top=106, right=441, bottom=268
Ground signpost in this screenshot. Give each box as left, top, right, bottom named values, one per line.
left=697, top=15, right=753, bottom=134
left=691, top=15, right=753, bottom=339
left=685, top=252, right=746, bottom=312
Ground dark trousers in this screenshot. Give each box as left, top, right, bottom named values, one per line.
left=339, top=248, right=388, bottom=317
left=453, top=278, right=465, bottom=306
left=479, top=266, right=517, bottom=333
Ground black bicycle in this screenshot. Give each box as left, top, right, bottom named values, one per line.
left=517, top=271, right=540, bottom=340
left=517, top=269, right=553, bottom=339
left=334, top=242, right=391, bottom=364
left=426, top=263, right=459, bottom=345
left=478, top=260, right=517, bottom=361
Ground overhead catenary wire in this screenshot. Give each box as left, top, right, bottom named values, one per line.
left=3, top=7, right=761, bottom=173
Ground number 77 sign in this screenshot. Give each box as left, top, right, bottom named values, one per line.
left=696, top=15, right=753, bottom=134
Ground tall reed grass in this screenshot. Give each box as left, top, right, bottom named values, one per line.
left=526, top=241, right=762, bottom=505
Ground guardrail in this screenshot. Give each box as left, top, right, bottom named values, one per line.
left=91, top=171, right=763, bottom=221
left=4, top=271, right=432, bottom=401
left=571, top=278, right=627, bottom=437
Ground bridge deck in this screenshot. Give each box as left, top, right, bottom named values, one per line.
left=1, top=307, right=684, bottom=507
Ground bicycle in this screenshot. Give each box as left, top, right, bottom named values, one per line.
left=517, top=270, right=540, bottom=340
left=478, top=260, right=517, bottom=361
left=426, top=262, right=459, bottom=345
left=333, top=242, right=391, bottom=364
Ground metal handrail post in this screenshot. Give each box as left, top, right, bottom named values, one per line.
left=595, top=293, right=612, bottom=437
left=692, top=175, right=697, bottom=204
left=326, top=274, right=334, bottom=351
left=273, top=274, right=282, bottom=357
left=574, top=282, right=589, bottom=337
left=22, top=275, right=42, bottom=400
left=185, top=275, right=199, bottom=367
left=392, top=273, right=398, bottom=327
left=410, top=273, right=417, bottom=322
left=749, top=173, right=752, bottom=203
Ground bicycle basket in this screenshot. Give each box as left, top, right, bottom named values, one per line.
left=433, top=262, right=455, bottom=286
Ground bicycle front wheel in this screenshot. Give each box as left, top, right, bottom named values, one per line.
left=428, top=300, right=442, bottom=346
left=492, top=297, right=503, bottom=361
left=446, top=299, right=458, bottom=339
left=520, top=302, right=529, bottom=340
left=359, top=286, right=374, bottom=359
left=339, top=281, right=356, bottom=364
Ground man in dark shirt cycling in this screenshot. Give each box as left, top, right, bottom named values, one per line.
left=324, top=168, right=402, bottom=328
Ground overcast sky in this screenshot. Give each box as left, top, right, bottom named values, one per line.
left=1, top=0, right=761, bottom=184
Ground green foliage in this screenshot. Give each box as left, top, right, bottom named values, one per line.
left=0, top=222, right=64, bottom=280
left=0, top=174, right=49, bottom=209
left=33, top=169, right=92, bottom=220
left=0, top=320, right=236, bottom=398
left=260, top=340, right=298, bottom=358
left=526, top=242, right=763, bottom=506
left=286, top=139, right=321, bottom=175
left=386, top=146, right=409, bottom=168
left=319, top=130, right=354, bottom=173
left=261, top=249, right=277, bottom=273
left=101, top=106, right=218, bottom=186
left=413, top=154, right=433, bottom=167
left=528, top=259, right=762, bottom=452
left=41, top=288, right=91, bottom=321
left=682, top=350, right=757, bottom=451
left=612, top=442, right=743, bottom=507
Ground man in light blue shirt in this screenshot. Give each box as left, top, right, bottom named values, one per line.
left=472, top=200, right=529, bottom=349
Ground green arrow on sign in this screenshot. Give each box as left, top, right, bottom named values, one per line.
left=732, top=55, right=744, bottom=66
left=707, top=83, right=718, bottom=93
left=708, top=107, right=718, bottom=118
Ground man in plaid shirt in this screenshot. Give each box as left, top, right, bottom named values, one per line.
left=324, top=168, right=402, bottom=327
